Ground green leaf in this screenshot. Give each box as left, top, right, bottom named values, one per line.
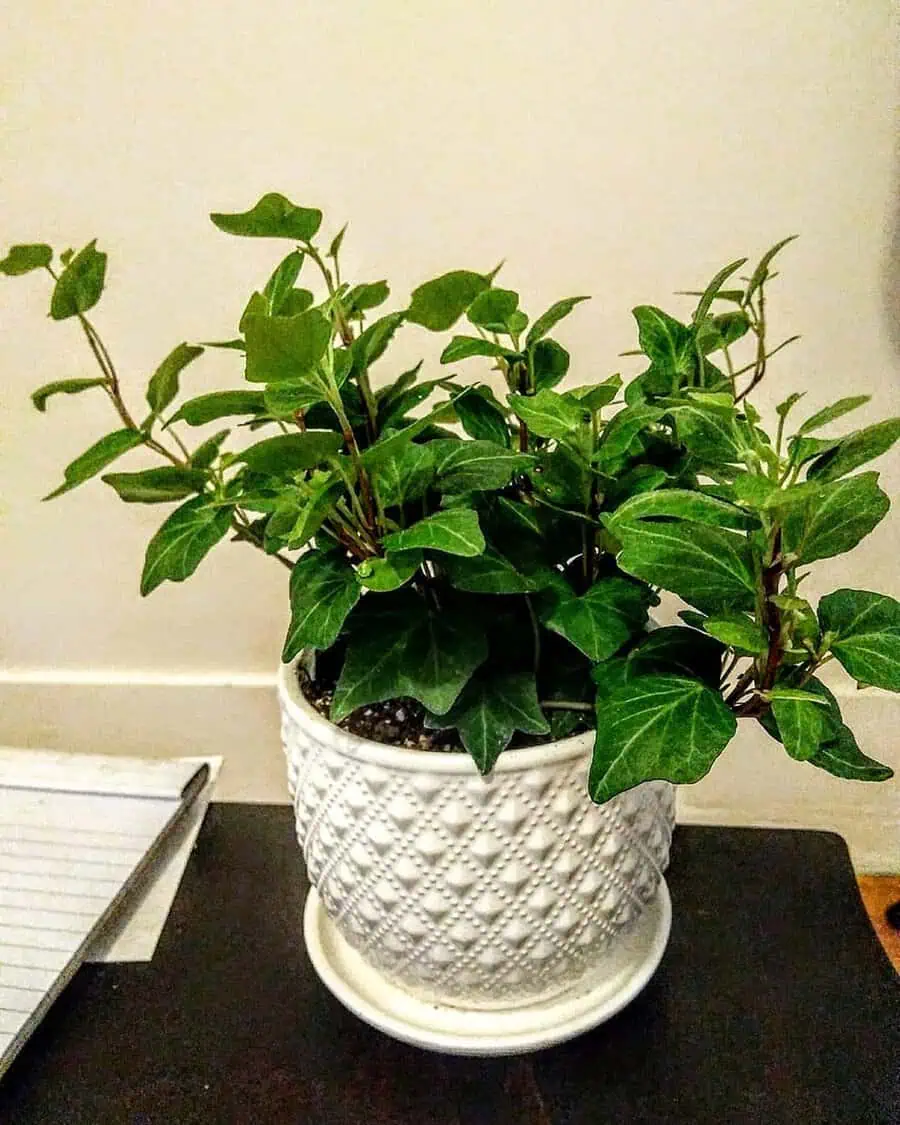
left=781, top=472, right=889, bottom=564
left=435, top=670, right=549, bottom=774
left=373, top=442, right=435, bottom=508
left=530, top=339, right=570, bottom=391
left=692, top=257, right=747, bottom=324
left=570, top=374, right=622, bottom=412
left=508, top=389, right=588, bottom=442
left=432, top=439, right=532, bottom=494
left=604, top=488, right=758, bottom=532
left=466, top=287, right=520, bottom=332
left=732, top=472, right=777, bottom=508
left=407, top=270, right=489, bottom=331
left=171, top=390, right=266, bottom=426
left=382, top=508, right=485, bottom=557
left=595, top=405, right=662, bottom=470
left=807, top=419, right=900, bottom=482
left=796, top=395, right=871, bottom=436
left=31, top=378, right=106, bottom=412
left=525, top=296, right=590, bottom=346
left=695, top=310, right=750, bottom=354
left=807, top=722, right=893, bottom=782
left=244, top=309, right=331, bottom=383
left=442, top=546, right=537, bottom=594
left=200, top=338, right=246, bottom=352
left=769, top=694, right=830, bottom=761
left=625, top=626, right=724, bottom=689
left=210, top=193, right=322, bottom=241
left=285, top=472, right=344, bottom=548
left=140, top=497, right=232, bottom=595
left=439, top=336, right=509, bottom=364
left=539, top=577, right=651, bottom=662
left=49, top=241, right=107, bottom=320
left=703, top=612, right=767, bottom=654
left=328, top=224, right=347, bottom=259
left=1, top=243, right=52, bottom=275
left=360, top=396, right=462, bottom=472
left=44, top=428, right=143, bottom=500
left=818, top=588, right=900, bottom=692
left=355, top=550, right=422, bottom=591
left=454, top=388, right=510, bottom=447
left=632, top=306, right=693, bottom=368
left=745, top=235, right=797, bottom=302
left=262, top=250, right=305, bottom=312
left=282, top=550, right=361, bottom=661
left=377, top=376, right=451, bottom=429
left=590, top=674, right=737, bottom=802
left=776, top=392, right=805, bottom=420
left=344, top=280, right=390, bottom=315
left=102, top=466, right=207, bottom=503
left=668, top=398, right=742, bottom=462
left=331, top=597, right=487, bottom=719
left=236, top=431, right=342, bottom=475
left=351, top=311, right=406, bottom=373
left=190, top=429, right=230, bottom=469
left=614, top=520, right=756, bottom=612
left=146, top=343, right=204, bottom=414
left=278, top=289, right=315, bottom=317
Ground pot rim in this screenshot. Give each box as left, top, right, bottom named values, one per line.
left=278, top=658, right=594, bottom=774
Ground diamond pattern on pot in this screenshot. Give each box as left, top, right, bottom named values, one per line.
left=281, top=684, right=675, bottom=1007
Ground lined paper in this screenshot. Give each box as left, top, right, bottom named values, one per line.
left=0, top=751, right=206, bottom=1078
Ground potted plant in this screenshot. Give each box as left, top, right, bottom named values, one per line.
left=4, top=197, right=897, bottom=1052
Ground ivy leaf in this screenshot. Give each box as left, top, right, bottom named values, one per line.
left=668, top=398, right=743, bottom=462
left=796, top=395, right=871, bottom=436
left=691, top=257, right=747, bottom=324
left=539, top=576, right=652, bottom=662
left=434, top=670, right=550, bottom=774
left=745, top=235, right=798, bottom=302
left=439, top=336, right=510, bottom=364
left=604, top=488, right=758, bottom=533
left=263, top=251, right=306, bottom=313
left=332, top=596, right=487, bottom=719
left=44, top=429, right=144, bottom=500
left=595, top=405, right=662, bottom=471
left=236, top=431, right=342, bottom=475
left=807, top=419, right=900, bottom=482
left=624, top=626, right=724, bottom=689
left=769, top=694, right=831, bottom=761
left=102, top=466, right=207, bottom=503
left=210, top=193, right=322, bottom=241
left=146, top=343, right=204, bottom=414
left=49, top=241, right=107, bottom=320
left=614, top=520, right=756, bottom=612
left=632, top=306, right=693, bottom=370
left=31, top=378, right=106, bottom=412
left=407, top=270, right=489, bottom=331
left=355, top=550, right=423, bottom=591
left=695, top=310, right=750, bottom=354
left=351, top=311, right=406, bottom=373
left=344, top=280, right=390, bottom=315
left=570, top=374, right=622, bottom=412
left=282, top=550, right=361, bottom=661
left=372, top=442, right=435, bottom=508
left=140, top=497, right=232, bottom=595
left=508, top=389, right=588, bottom=442
left=525, top=296, right=590, bottom=346
left=466, top=288, right=520, bottom=332
left=807, top=722, right=894, bottom=782
left=190, top=429, right=230, bottom=469
left=1, top=243, right=53, bottom=275
left=781, top=472, right=889, bottom=564
left=442, top=545, right=539, bottom=594
left=454, top=388, right=510, bottom=447
left=531, top=339, right=570, bottom=391
left=360, top=396, right=463, bottom=472
left=244, top=309, right=331, bottom=384
left=285, top=472, right=344, bottom=549
left=703, top=612, right=767, bottom=655
left=431, top=439, right=532, bottom=493
left=590, top=674, right=737, bottom=802
left=818, top=588, right=900, bottom=692
left=171, top=390, right=266, bottom=426
left=382, top=508, right=485, bottom=557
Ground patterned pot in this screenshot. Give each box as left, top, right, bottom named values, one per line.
left=279, top=660, right=675, bottom=1009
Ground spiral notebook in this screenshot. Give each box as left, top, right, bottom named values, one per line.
left=0, top=750, right=212, bottom=1079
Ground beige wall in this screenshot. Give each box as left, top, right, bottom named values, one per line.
left=2, top=3, right=899, bottom=866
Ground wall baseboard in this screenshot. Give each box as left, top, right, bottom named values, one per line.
left=1, top=675, right=897, bottom=872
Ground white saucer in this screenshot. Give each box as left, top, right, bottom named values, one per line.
left=303, top=881, right=671, bottom=1056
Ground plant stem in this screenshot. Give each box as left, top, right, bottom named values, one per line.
left=524, top=594, right=541, bottom=679
left=231, top=509, right=292, bottom=569
left=540, top=700, right=594, bottom=713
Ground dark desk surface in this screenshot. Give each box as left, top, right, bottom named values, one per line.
left=1, top=805, right=896, bottom=1125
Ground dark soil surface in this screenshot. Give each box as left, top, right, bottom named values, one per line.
left=298, top=666, right=463, bottom=751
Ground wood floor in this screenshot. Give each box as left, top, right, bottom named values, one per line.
left=858, top=876, right=900, bottom=972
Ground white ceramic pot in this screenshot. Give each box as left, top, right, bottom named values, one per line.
left=278, top=660, right=675, bottom=1010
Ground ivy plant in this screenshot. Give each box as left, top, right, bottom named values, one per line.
left=3, top=197, right=898, bottom=802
